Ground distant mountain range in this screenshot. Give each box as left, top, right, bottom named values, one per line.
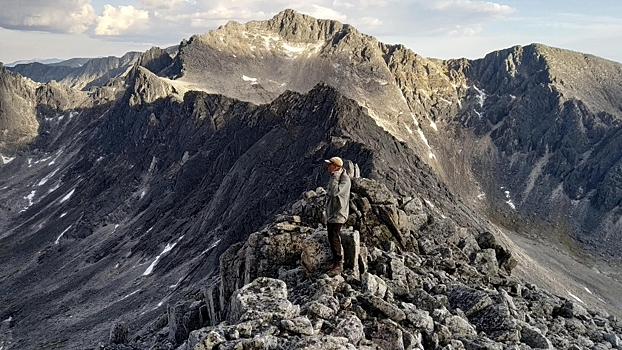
left=1, top=9, right=622, bottom=349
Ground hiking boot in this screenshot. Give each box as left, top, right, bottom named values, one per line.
left=326, top=260, right=343, bottom=277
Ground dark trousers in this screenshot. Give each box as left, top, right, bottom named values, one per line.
left=327, top=223, right=343, bottom=263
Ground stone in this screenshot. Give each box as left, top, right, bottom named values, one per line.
left=301, top=230, right=334, bottom=275
left=351, top=178, right=398, bottom=205
left=109, top=322, right=129, bottom=344
left=604, top=333, right=620, bottom=347
left=281, top=316, right=314, bottom=336
left=444, top=315, right=477, bottom=338
left=308, top=301, right=337, bottom=319
left=372, top=320, right=405, bottom=350
left=340, top=230, right=360, bottom=277
left=402, top=197, right=423, bottom=215
left=401, top=303, right=434, bottom=332
left=407, top=289, right=445, bottom=313
left=361, top=272, right=388, bottom=298
left=446, top=285, right=493, bottom=317
left=556, top=300, right=591, bottom=320
left=520, top=323, right=552, bottom=349
left=469, top=303, right=519, bottom=342
left=228, top=277, right=299, bottom=323
left=190, top=329, right=226, bottom=350
left=293, top=335, right=353, bottom=350
left=333, top=314, right=365, bottom=344
left=359, top=293, right=406, bottom=322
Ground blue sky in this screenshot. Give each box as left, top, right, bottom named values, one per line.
left=0, top=0, right=621, bottom=65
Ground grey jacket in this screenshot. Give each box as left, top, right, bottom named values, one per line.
left=326, top=169, right=351, bottom=224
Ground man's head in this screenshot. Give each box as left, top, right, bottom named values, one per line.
left=325, top=156, right=343, bottom=173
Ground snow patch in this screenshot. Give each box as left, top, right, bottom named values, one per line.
left=429, top=153, right=436, bottom=159
left=242, top=75, right=258, bottom=85
left=143, top=236, right=184, bottom=276
left=55, top=225, right=72, bottom=244
left=404, top=124, right=413, bottom=135
left=25, top=190, right=36, bottom=206
left=584, top=287, right=592, bottom=295
left=1, top=154, right=16, bottom=164
left=37, top=168, right=60, bottom=186
left=510, top=94, right=516, bottom=100
left=201, top=239, right=222, bottom=255
left=504, top=190, right=516, bottom=210
left=567, top=291, right=584, bottom=304
left=60, top=212, right=67, bottom=218
left=473, top=85, right=487, bottom=107
left=410, top=113, right=419, bottom=127
left=424, top=199, right=435, bottom=208
left=477, top=193, right=486, bottom=200
left=59, top=189, right=75, bottom=203
left=430, top=120, right=438, bottom=131
left=117, top=290, right=141, bottom=302
left=48, top=183, right=61, bottom=193
left=417, top=128, right=430, bottom=147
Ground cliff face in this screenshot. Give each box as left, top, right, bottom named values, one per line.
left=447, top=44, right=622, bottom=256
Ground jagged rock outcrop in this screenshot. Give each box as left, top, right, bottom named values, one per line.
left=117, top=178, right=622, bottom=350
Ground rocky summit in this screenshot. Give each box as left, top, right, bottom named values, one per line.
left=106, top=176, right=622, bottom=350
left=1, top=8, right=622, bottom=350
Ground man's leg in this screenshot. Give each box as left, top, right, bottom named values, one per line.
left=327, top=222, right=343, bottom=263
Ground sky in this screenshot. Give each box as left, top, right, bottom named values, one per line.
left=0, top=0, right=621, bottom=65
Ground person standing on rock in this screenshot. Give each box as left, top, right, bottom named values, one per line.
left=324, top=156, right=351, bottom=276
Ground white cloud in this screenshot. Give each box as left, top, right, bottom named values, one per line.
left=0, top=0, right=96, bottom=34
left=95, top=5, right=150, bottom=35
left=356, top=16, right=383, bottom=27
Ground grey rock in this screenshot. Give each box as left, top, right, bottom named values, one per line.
left=190, top=329, right=226, bottom=350
left=446, top=285, right=493, bottom=317
left=301, top=230, right=334, bottom=275
left=359, top=293, right=407, bottom=322
left=351, top=178, right=398, bottom=205
left=361, top=273, right=388, bottom=298
left=556, top=300, right=591, bottom=320
left=401, top=303, right=434, bottom=332
left=519, top=323, right=552, bottom=349
left=444, top=315, right=477, bottom=338
left=372, top=320, right=404, bottom=350
left=280, top=316, right=314, bottom=336
left=604, top=333, right=621, bottom=347
left=333, top=314, right=365, bottom=344
left=228, top=277, right=299, bottom=323
left=340, top=230, right=360, bottom=277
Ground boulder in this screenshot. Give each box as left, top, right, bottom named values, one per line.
left=281, top=316, right=314, bottom=336
left=446, top=285, right=493, bottom=317
left=359, top=293, right=406, bottom=322
left=351, top=178, right=398, bottom=205
left=341, top=230, right=360, bottom=277
left=401, top=303, right=434, bottom=332
left=444, top=315, right=477, bottom=338
left=519, top=323, right=552, bottom=349
left=228, top=277, right=300, bottom=323
left=301, top=230, right=334, bottom=275
left=333, top=314, right=365, bottom=344
left=190, top=328, right=226, bottom=350
left=372, top=320, right=405, bottom=350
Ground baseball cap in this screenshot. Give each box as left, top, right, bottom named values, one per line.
left=324, top=156, right=343, bottom=167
